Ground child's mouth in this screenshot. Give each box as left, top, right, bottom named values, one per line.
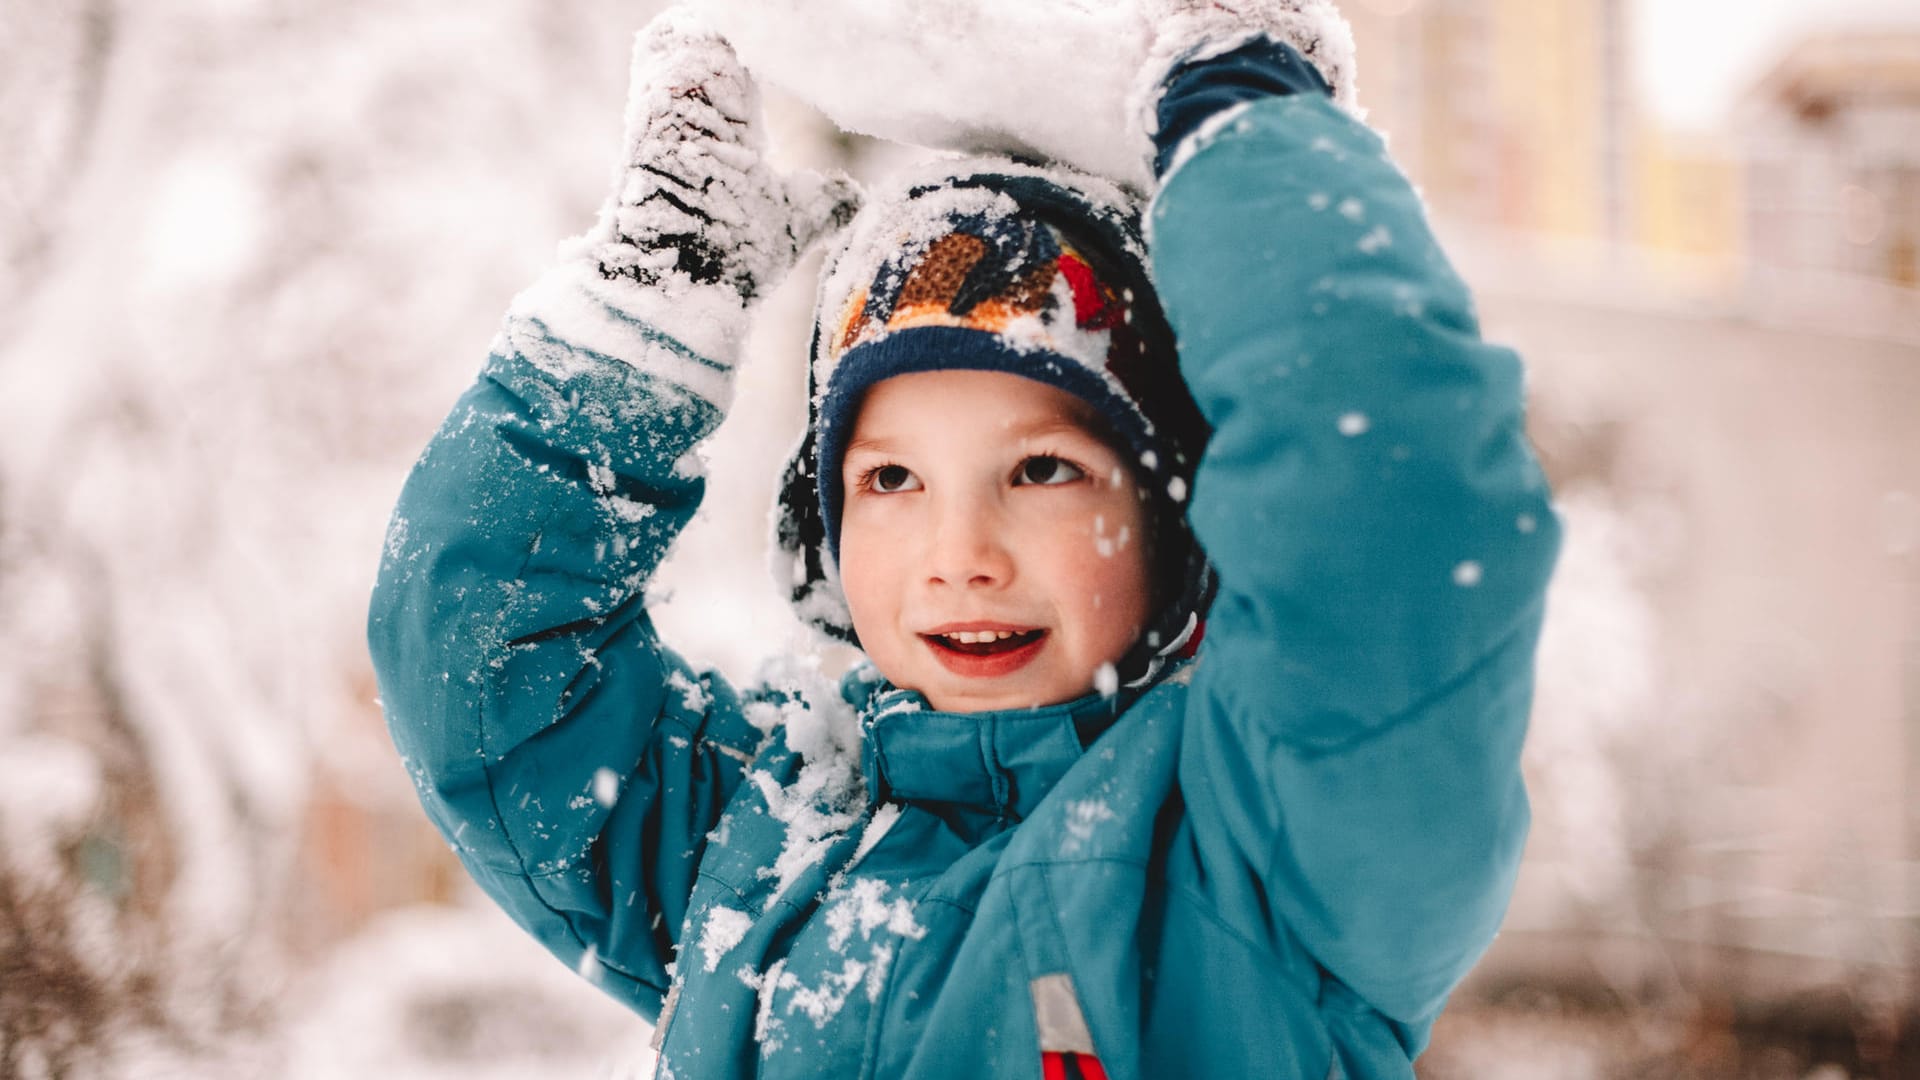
left=921, top=629, right=1048, bottom=678
left=927, top=629, right=1044, bottom=656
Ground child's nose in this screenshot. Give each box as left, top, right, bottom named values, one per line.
left=925, top=496, right=1014, bottom=589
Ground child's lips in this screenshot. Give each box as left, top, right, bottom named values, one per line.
left=920, top=627, right=1048, bottom=679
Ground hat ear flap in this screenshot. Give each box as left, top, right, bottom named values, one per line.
left=772, top=302, right=864, bottom=651
left=771, top=425, right=860, bottom=646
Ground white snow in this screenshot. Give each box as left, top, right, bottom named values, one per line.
left=749, top=765, right=865, bottom=904
left=666, top=668, right=713, bottom=713
left=1061, top=798, right=1118, bottom=856
left=823, top=878, right=928, bottom=954
left=1338, top=411, right=1371, bottom=436
left=783, top=956, right=870, bottom=1028
left=842, top=802, right=903, bottom=877
left=699, top=906, right=754, bottom=972
left=1452, top=560, right=1484, bottom=588
left=742, top=655, right=868, bottom=903
left=1357, top=224, right=1393, bottom=254
left=692, top=0, right=1156, bottom=187
left=592, top=767, right=621, bottom=808
left=748, top=959, right=791, bottom=1053
left=688, top=0, right=1362, bottom=189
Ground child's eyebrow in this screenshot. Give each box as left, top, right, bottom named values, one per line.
left=842, top=435, right=899, bottom=456
left=1007, top=417, right=1101, bottom=440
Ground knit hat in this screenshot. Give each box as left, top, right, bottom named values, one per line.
left=774, top=155, right=1213, bottom=685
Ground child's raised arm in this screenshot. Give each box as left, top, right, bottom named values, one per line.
left=366, top=10, right=855, bottom=1019
left=1137, top=0, right=1562, bottom=1057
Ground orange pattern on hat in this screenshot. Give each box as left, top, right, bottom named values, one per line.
left=831, top=230, right=1079, bottom=362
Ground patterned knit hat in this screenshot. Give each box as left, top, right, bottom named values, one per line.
left=774, top=156, right=1213, bottom=684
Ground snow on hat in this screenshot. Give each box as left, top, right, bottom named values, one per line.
left=773, top=155, right=1214, bottom=683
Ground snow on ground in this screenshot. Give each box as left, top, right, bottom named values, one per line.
left=274, top=901, right=658, bottom=1080
left=147, top=899, right=661, bottom=1080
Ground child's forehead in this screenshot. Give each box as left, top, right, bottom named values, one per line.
left=852, top=370, right=1108, bottom=440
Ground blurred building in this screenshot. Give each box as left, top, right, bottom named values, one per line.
left=1739, top=32, right=1920, bottom=289
left=1630, top=124, right=1743, bottom=273
left=1346, top=3, right=1920, bottom=302
left=1345, top=0, right=1633, bottom=244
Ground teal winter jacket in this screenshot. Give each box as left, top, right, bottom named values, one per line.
left=370, top=92, right=1560, bottom=1078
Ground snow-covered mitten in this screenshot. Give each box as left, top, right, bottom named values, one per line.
left=1128, top=0, right=1359, bottom=178
left=594, top=8, right=859, bottom=303
left=519, top=6, right=858, bottom=397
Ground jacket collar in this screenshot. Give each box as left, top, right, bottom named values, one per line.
left=844, top=667, right=1129, bottom=821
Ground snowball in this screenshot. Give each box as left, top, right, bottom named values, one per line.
left=690, top=0, right=1156, bottom=188
left=1337, top=412, right=1370, bottom=437
left=1453, top=560, right=1484, bottom=587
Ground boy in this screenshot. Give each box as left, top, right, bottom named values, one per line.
left=369, top=2, right=1560, bottom=1076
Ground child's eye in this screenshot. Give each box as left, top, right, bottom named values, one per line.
left=865, top=464, right=921, bottom=493
left=1013, top=455, right=1085, bottom=487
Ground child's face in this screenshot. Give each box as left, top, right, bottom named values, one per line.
left=838, top=370, right=1153, bottom=713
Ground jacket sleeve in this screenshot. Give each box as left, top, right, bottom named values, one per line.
left=366, top=262, right=766, bottom=1019
left=1149, top=93, right=1562, bottom=1041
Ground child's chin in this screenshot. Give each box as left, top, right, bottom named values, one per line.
left=921, top=677, right=1080, bottom=716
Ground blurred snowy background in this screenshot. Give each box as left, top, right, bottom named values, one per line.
left=2, top=0, right=1917, bottom=1076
